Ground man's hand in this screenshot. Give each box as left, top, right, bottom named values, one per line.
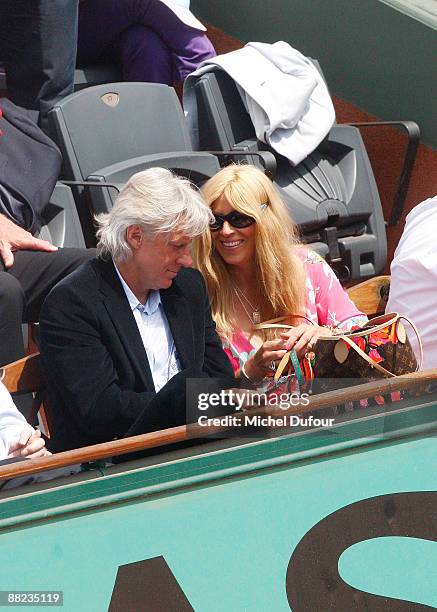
left=8, top=428, right=51, bottom=459
left=0, top=214, right=57, bottom=268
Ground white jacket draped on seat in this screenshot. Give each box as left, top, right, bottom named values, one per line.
left=184, top=41, right=336, bottom=165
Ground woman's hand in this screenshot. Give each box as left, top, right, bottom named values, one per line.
left=243, top=326, right=334, bottom=382
left=280, top=324, right=333, bottom=359
left=243, top=339, right=289, bottom=383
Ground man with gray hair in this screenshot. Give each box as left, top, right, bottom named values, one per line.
left=39, top=168, right=234, bottom=452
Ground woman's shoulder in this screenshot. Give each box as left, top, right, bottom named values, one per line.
left=294, top=246, right=326, bottom=265
left=294, top=247, right=333, bottom=282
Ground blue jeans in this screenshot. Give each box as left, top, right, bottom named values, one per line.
left=0, top=0, right=78, bottom=127
left=77, top=0, right=215, bottom=84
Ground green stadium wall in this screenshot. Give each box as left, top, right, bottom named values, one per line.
left=193, top=0, right=437, bottom=148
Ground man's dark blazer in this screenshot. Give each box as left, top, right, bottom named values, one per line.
left=39, top=257, right=234, bottom=452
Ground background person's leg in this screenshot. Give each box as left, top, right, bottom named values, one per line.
left=0, top=273, right=25, bottom=366
left=0, top=249, right=94, bottom=415
left=77, top=0, right=215, bottom=84
left=77, top=0, right=144, bottom=65
left=0, top=0, right=78, bottom=129
left=37, top=0, right=79, bottom=126
left=116, top=26, right=173, bottom=84
left=168, top=29, right=216, bottom=83
left=8, top=249, right=96, bottom=325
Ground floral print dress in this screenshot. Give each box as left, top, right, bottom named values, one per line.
left=223, top=248, right=368, bottom=377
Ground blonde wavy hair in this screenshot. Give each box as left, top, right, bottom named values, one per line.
left=193, top=164, right=306, bottom=338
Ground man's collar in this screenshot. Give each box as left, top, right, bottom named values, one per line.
left=114, top=264, right=161, bottom=314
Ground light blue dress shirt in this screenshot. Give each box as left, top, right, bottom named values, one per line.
left=115, top=266, right=181, bottom=392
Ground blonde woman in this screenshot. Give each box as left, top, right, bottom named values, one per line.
left=193, top=164, right=367, bottom=385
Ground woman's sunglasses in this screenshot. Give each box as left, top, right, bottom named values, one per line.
left=210, top=204, right=268, bottom=232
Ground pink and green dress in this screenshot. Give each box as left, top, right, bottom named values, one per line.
left=223, top=249, right=368, bottom=392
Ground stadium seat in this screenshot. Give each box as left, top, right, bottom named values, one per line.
left=38, top=183, right=86, bottom=248
left=184, top=65, right=419, bottom=280
left=72, top=65, right=122, bottom=90
left=48, top=82, right=221, bottom=244
left=0, top=353, right=51, bottom=436
left=22, top=183, right=86, bottom=358
left=0, top=64, right=121, bottom=93
left=347, top=275, right=390, bottom=316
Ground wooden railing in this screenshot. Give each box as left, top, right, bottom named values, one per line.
left=1, top=368, right=436, bottom=482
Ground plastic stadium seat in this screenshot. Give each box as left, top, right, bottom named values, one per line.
left=38, top=183, right=86, bottom=248
left=0, top=64, right=121, bottom=93
left=347, top=275, right=390, bottom=316
left=72, top=65, right=122, bottom=90
left=48, top=82, right=221, bottom=244
left=184, top=64, right=419, bottom=281
left=0, top=352, right=52, bottom=435
left=22, top=183, right=85, bottom=367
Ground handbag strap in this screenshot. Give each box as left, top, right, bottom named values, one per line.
left=338, top=312, right=423, bottom=377
left=338, top=334, right=397, bottom=377
left=274, top=349, right=309, bottom=384
left=255, top=314, right=315, bottom=331
left=275, top=350, right=293, bottom=380
left=399, top=315, right=423, bottom=370
left=289, top=350, right=306, bottom=387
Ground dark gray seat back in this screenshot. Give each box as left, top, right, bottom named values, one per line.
left=37, top=183, right=85, bottom=248
left=49, top=82, right=193, bottom=182
left=24, top=183, right=85, bottom=357
left=188, top=68, right=387, bottom=280
left=48, top=82, right=220, bottom=243
left=73, top=65, right=122, bottom=90
left=0, top=64, right=121, bottom=92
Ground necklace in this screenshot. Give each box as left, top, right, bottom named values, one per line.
left=234, top=285, right=261, bottom=325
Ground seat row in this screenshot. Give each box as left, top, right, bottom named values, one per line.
left=43, top=62, right=419, bottom=280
